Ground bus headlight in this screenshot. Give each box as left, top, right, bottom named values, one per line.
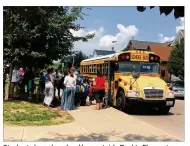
left=167, top=92, right=174, bottom=98
left=128, top=90, right=140, bottom=97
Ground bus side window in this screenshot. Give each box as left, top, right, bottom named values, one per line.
left=100, top=64, right=102, bottom=74
left=104, top=62, right=108, bottom=76
left=87, top=65, right=89, bottom=73
left=89, top=65, right=92, bottom=73
left=97, top=64, right=100, bottom=72
left=92, top=64, right=94, bottom=73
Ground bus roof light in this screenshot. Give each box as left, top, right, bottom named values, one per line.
left=126, top=55, right=130, bottom=60
left=121, top=55, right=125, bottom=59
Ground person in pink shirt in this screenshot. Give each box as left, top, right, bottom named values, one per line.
left=19, top=67, right=25, bottom=94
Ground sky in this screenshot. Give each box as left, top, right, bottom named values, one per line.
left=71, top=7, right=184, bottom=56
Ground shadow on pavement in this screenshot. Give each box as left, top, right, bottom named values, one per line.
left=35, top=131, right=179, bottom=142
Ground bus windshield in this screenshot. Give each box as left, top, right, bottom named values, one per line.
left=119, top=62, right=160, bottom=74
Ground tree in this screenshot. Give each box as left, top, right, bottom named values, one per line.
left=137, top=6, right=184, bottom=19
left=3, top=6, right=94, bottom=69
left=60, top=51, right=87, bottom=69
left=167, top=38, right=184, bottom=80
left=73, top=51, right=87, bottom=69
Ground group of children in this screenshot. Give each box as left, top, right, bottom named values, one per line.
left=74, top=76, right=108, bottom=107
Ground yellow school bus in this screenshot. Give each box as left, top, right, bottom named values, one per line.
left=80, top=50, right=175, bottom=114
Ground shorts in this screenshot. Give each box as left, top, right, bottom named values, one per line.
left=28, top=80, right=34, bottom=93
left=104, top=92, right=108, bottom=99
left=94, top=89, right=105, bottom=103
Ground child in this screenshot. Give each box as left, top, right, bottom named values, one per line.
left=103, top=83, right=109, bottom=108
left=80, top=79, right=89, bottom=106
left=88, top=81, right=94, bottom=105
left=74, top=79, right=81, bottom=106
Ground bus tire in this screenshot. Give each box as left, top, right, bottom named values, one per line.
left=158, top=106, right=170, bottom=115
left=116, top=91, right=126, bottom=111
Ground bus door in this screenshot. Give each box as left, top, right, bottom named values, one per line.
left=107, top=61, right=115, bottom=105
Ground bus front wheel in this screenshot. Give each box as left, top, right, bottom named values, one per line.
left=116, top=91, right=125, bottom=111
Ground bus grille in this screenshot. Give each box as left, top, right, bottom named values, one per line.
left=143, top=89, right=164, bottom=98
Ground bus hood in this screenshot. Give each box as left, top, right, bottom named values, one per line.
left=120, top=75, right=167, bottom=89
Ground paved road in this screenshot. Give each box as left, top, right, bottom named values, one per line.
left=131, top=99, right=184, bottom=141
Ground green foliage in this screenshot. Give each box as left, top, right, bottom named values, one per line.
left=3, top=6, right=94, bottom=69
left=167, top=38, right=184, bottom=80
left=60, top=51, right=87, bottom=69
left=137, top=6, right=184, bottom=19
left=48, top=62, right=61, bottom=70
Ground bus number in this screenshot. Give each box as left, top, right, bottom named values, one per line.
left=131, top=55, right=148, bottom=61
left=131, top=55, right=141, bottom=60
left=143, top=55, right=148, bottom=60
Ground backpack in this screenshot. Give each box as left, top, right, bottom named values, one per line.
left=82, top=84, right=89, bottom=96
left=44, top=74, right=50, bottom=82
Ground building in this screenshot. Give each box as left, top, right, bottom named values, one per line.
left=124, top=40, right=172, bottom=51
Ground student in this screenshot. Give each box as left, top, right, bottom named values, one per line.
left=80, top=79, right=89, bottom=106
left=74, top=79, right=81, bottom=106
left=88, top=81, right=94, bottom=105
left=103, top=83, right=109, bottom=108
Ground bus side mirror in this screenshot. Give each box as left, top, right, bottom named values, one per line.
left=115, top=63, right=119, bottom=71
left=161, top=69, right=165, bottom=78
left=132, top=72, right=140, bottom=78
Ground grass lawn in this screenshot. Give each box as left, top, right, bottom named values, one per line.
left=3, top=101, right=74, bottom=126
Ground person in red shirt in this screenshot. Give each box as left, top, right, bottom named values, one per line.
left=94, top=70, right=105, bottom=110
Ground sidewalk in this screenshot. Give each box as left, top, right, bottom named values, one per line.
left=4, top=104, right=180, bottom=142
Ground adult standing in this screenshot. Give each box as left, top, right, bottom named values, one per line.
left=61, top=69, right=76, bottom=110
left=54, top=69, right=62, bottom=99
left=39, top=71, right=45, bottom=93
left=24, top=67, right=34, bottom=100
left=19, top=67, right=25, bottom=95
left=60, top=71, right=69, bottom=109
left=9, top=65, right=21, bottom=99
left=94, top=71, right=105, bottom=110
left=43, top=68, right=54, bottom=107
left=71, top=67, right=77, bottom=81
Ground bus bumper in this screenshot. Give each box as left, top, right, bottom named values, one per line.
left=126, top=97, right=175, bottom=108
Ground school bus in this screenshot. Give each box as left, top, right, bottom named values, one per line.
left=80, top=50, right=175, bottom=114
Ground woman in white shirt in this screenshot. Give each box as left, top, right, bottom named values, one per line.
left=9, top=65, right=21, bottom=99
left=61, top=69, right=76, bottom=110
